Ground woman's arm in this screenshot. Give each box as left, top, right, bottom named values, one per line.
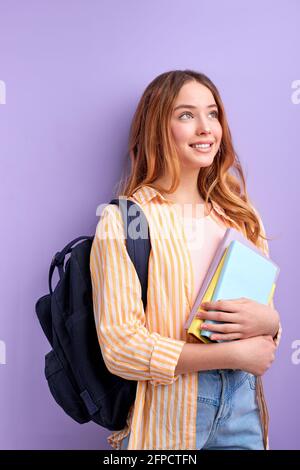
left=90, top=204, right=185, bottom=387
left=175, top=335, right=276, bottom=376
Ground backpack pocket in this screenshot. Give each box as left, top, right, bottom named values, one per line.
left=44, top=349, right=89, bottom=424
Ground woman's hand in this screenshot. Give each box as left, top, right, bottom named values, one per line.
left=196, top=297, right=280, bottom=342
left=229, top=335, right=276, bottom=375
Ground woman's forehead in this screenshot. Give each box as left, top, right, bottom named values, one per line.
left=174, top=82, right=216, bottom=108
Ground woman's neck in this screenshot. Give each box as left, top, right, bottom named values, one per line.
left=153, top=177, right=212, bottom=218
left=154, top=177, right=205, bottom=206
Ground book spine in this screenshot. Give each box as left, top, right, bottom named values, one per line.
left=200, top=242, right=234, bottom=339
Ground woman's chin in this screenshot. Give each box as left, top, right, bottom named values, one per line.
left=181, top=153, right=215, bottom=169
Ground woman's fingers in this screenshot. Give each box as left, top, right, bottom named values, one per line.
left=201, top=322, right=240, bottom=333
left=200, top=299, right=241, bottom=313
left=210, top=333, right=242, bottom=341
left=196, top=309, right=237, bottom=323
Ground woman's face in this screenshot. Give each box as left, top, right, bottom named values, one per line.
left=170, top=81, right=222, bottom=170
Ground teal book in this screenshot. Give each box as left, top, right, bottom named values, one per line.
left=201, top=239, right=280, bottom=342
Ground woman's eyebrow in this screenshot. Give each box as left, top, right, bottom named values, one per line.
left=173, top=103, right=218, bottom=111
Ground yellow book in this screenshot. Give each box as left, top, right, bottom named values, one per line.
left=187, top=248, right=229, bottom=342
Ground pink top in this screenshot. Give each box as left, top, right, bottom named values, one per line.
left=180, top=207, right=227, bottom=307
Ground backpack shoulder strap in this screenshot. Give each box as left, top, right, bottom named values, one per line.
left=48, top=199, right=151, bottom=311
left=109, top=198, right=151, bottom=310
left=48, top=236, right=94, bottom=294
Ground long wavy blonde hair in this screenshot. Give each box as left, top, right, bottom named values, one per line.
left=114, top=69, right=270, bottom=250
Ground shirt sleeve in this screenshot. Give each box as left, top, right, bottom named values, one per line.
left=255, top=209, right=282, bottom=348
left=89, top=203, right=185, bottom=386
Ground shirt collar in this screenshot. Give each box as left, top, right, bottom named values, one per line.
left=130, top=184, right=168, bottom=205
left=130, top=184, right=235, bottom=224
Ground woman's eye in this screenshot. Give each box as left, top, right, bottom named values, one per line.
left=179, top=112, right=193, bottom=120
left=179, top=110, right=219, bottom=120
left=210, top=111, right=219, bottom=118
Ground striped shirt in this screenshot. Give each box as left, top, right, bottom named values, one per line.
left=90, top=184, right=282, bottom=450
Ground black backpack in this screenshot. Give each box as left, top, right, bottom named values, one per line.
left=35, top=198, right=151, bottom=431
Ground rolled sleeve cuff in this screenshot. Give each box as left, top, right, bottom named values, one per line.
left=149, top=336, right=186, bottom=386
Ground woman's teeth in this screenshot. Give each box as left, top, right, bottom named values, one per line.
left=192, top=143, right=211, bottom=148
left=190, top=143, right=213, bottom=153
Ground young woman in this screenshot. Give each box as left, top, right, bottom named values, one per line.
left=90, top=70, right=282, bottom=450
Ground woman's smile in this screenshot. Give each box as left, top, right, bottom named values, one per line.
left=189, top=142, right=214, bottom=153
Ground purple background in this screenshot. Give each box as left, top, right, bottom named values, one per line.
left=0, top=0, right=299, bottom=450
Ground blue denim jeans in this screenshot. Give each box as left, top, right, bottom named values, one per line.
left=196, top=369, right=264, bottom=450
left=121, top=432, right=130, bottom=450
left=120, top=369, right=264, bottom=450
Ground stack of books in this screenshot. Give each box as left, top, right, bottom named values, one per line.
left=184, top=227, right=280, bottom=343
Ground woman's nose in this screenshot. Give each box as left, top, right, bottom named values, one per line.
left=195, top=116, right=211, bottom=134
left=196, top=125, right=211, bottom=135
